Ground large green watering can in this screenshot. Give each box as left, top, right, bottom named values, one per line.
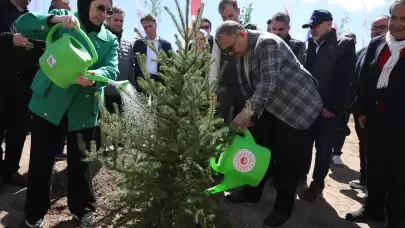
left=205, top=130, right=271, bottom=195
left=39, top=23, right=129, bottom=91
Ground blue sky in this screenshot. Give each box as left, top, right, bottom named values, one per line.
left=30, top=0, right=392, bottom=50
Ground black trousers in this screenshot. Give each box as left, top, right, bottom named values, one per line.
left=332, top=111, right=351, bottom=156
left=104, top=94, right=123, bottom=113
left=238, top=111, right=314, bottom=215
left=25, top=114, right=99, bottom=223
left=216, top=86, right=246, bottom=124
left=0, top=76, right=32, bottom=177
left=365, top=118, right=405, bottom=227
left=353, top=113, right=367, bottom=182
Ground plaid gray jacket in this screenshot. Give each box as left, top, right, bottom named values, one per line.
left=240, top=31, right=322, bottom=130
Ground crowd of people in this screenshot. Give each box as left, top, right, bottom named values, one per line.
left=0, top=0, right=404, bottom=227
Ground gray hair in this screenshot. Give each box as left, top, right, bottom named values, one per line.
left=390, top=0, right=405, bottom=14
left=218, top=0, right=238, bottom=14
left=215, top=20, right=245, bottom=39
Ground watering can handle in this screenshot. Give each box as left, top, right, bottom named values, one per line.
left=46, top=23, right=99, bottom=65
left=243, top=129, right=255, bottom=143
left=209, top=157, right=220, bottom=172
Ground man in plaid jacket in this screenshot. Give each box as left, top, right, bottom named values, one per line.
left=214, top=20, right=322, bottom=228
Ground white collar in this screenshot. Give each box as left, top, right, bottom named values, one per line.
left=146, top=36, right=159, bottom=42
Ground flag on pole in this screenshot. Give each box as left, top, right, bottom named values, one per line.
left=135, top=0, right=146, bottom=38
left=362, top=18, right=368, bottom=48
left=284, top=6, right=289, bottom=15
left=191, top=0, right=202, bottom=21
left=284, top=0, right=292, bottom=18
left=333, top=23, right=338, bottom=33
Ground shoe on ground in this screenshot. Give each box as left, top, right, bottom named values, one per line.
left=0, top=177, right=6, bottom=194
left=345, top=207, right=386, bottom=223
left=20, top=219, right=44, bottom=228
left=264, top=210, right=292, bottom=228
left=225, top=192, right=260, bottom=204
left=349, top=179, right=366, bottom=190
left=55, top=151, right=67, bottom=161
left=3, top=172, right=27, bottom=187
left=332, top=155, right=344, bottom=166
left=301, top=182, right=323, bottom=202
left=72, top=212, right=96, bottom=228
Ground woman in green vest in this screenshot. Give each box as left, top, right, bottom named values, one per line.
left=15, top=0, right=118, bottom=227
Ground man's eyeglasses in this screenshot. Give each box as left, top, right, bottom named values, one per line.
left=95, top=4, right=113, bottom=16
left=215, top=33, right=240, bottom=55
left=201, top=25, right=210, bottom=30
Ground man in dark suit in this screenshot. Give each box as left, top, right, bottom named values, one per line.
left=345, top=2, right=405, bottom=227
left=301, top=10, right=356, bottom=201
left=133, top=14, right=172, bottom=94
left=348, top=15, right=389, bottom=190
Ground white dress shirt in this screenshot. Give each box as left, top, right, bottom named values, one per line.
left=146, top=36, right=159, bottom=75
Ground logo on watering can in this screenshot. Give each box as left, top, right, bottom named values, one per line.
left=47, top=55, right=56, bottom=67
left=233, top=149, right=256, bottom=173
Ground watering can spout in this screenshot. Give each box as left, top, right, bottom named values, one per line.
left=85, top=74, right=130, bottom=91
left=205, top=178, right=244, bottom=195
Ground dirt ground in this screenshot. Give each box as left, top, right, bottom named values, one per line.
left=0, top=117, right=386, bottom=228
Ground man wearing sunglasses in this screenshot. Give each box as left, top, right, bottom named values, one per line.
left=301, top=10, right=356, bottom=202
left=217, top=21, right=322, bottom=228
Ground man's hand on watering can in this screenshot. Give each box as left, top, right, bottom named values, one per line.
left=77, top=76, right=95, bottom=87
left=232, top=109, right=254, bottom=130
left=13, top=33, right=32, bottom=48
left=51, top=15, right=80, bottom=29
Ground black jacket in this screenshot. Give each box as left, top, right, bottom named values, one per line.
left=283, top=34, right=306, bottom=64
left=350, top=47, right=368, bottom=110
left=356, top=34, right=405, bottom=127
left=0, top=1, right=44, bottom=83
left=305, top=29, right=356, bottom=114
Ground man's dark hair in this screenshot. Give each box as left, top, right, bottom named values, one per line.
left=342, top=32, right=356, bottom=43
left=140, top=14, right=157, bottom=24
left=267, top=19, right=272, bottom=24
left=390, top=0, right=405, bottom=14
left=202, top=18, right=212, bottom=28
left=218, top=0, right=238, bottom=13
left=271, top=12, right=290, bottom=26
left=245, top=23, right=258, bottom=30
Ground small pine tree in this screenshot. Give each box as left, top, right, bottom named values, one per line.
left=337, top=11, right=350, bottom=36
left=142, top=0, right=164, bottom=21
left=90, top=0, right=231, bottom=227
left=240, top=2, right=254, bottom=24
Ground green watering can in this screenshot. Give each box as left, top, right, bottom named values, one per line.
left=205, top=130, right=271, bottom=195
left=39, top=23, right=129, bottom=91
